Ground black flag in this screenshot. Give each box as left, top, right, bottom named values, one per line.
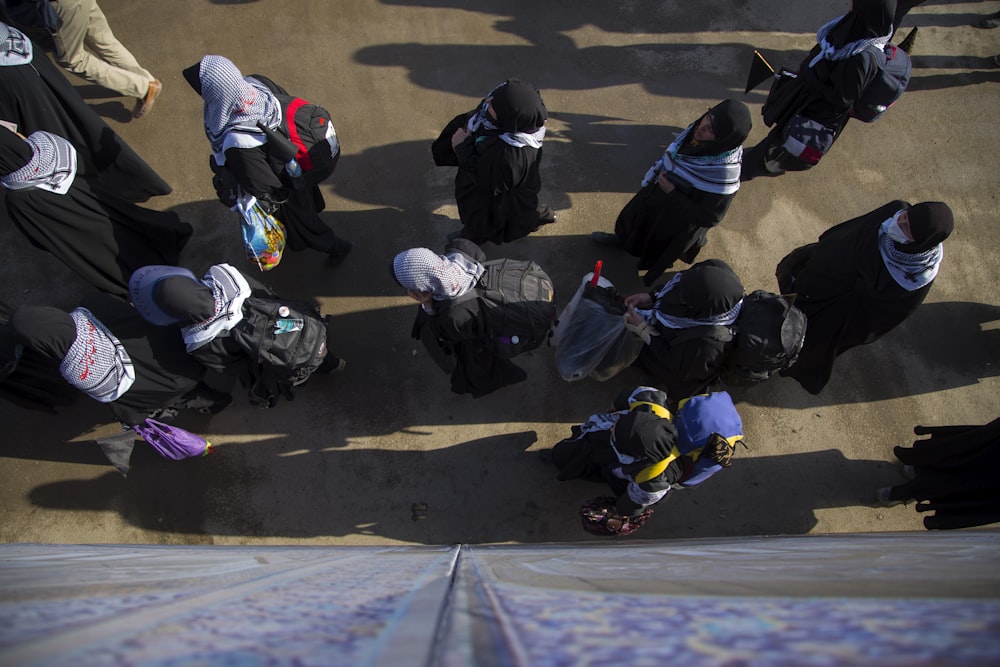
left=745, top=50, right=775, bottom=94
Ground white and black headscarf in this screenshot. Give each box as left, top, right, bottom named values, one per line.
left=392, top=248, right=485, bottom=301
left=641, top=99, right=752, bottom=195
left=466, top=79, right=547, bottom=149
left=0, top=21, right=32, bottom=66
left=0, top=130, right=77, bottom=195
left=194, top=55, right=283, bottom=165
left=808, top=0, right=895, bottom=68
left=179, top=264, right=253, bottom=352
left=878, top=202, right=953, bottom=291
left=637, top=260, right=745, bottom=330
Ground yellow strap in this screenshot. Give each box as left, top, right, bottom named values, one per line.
left=629, top=401, right=671, bottom=421
left=634, top=445, right=682, bottom=483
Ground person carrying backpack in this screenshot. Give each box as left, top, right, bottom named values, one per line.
left=541, top=385, right=744, bottom=537
left=184, top=55, right=353, bottom=267
left=622, top=259, right=744, bottom=405
left=392, top=239, right=556, bottom=398
left=742, top=0, right=897, bottom=180
left=129, top=263, right=344, bottom=408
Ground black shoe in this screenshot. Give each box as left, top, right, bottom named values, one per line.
left=590, top=231, right=622, bottom=246
left=538, top=205, right=558, bottom=225
left=898, top=27, right=918, bottom=54
left=325, top=239, right=353, bottom=267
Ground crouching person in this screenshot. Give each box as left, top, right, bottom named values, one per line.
left=129, top=263, right=343, bottom=409
left=393, top=238, right=556, bottom=398
left=542, top=385, right=743, bottom=536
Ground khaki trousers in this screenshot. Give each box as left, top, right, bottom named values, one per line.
left=50, top=0, right=153, bottom=99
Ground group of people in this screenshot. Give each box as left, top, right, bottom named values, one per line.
left=0, top=0, right=989, bottom=533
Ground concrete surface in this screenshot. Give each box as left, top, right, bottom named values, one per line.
left=0, top=0, right=998, bottom=546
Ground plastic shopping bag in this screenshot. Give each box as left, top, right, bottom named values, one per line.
left=555, top=279, right=631, bottom=382
left=235, top=192, right=287, bottom=271
left=132, top=418, right=212, bottom=461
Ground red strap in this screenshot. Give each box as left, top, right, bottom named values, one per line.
left=285, top=97, right=312, bottom=170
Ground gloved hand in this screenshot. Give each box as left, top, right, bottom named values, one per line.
left=624, top=312, right=658, bottom=345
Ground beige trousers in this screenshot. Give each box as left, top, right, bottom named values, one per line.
left=50, top=0, right=153, bottom=99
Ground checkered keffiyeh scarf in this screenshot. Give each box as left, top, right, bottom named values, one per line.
left=0, top=22, right=32, bottom=66
left=180, top=263, right=252, bottom=352
left=809, top=15, right=890, bottom=68
left=0, top=131, right=78, bottom=195
left=60, top=308, right=135, bottom=403
left=393, top=248, right=484, bottom=301
left=639, top=273, right=743, bottom=329
left=199, top=55, right=282, bottom=163
left=465, top=82, right=546, bottom=149
left=878, top=220, right=943, bottom=291
left=641, top=124, right=743, bottom=195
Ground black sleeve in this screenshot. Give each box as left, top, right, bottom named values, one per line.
left=223, top=145, right=283, bottom=198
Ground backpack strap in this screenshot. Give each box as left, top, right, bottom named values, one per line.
left=283, top=97, right=313, bottom=169
left=634, top=445, right=683, bottom=483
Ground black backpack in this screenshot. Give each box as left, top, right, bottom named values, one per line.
left=231, top=296, right=329, bottom=387
left=853, top=44, right=911, bottom=123
left=458, top=259, right=557, bottom=358
left=249, top=75, right=341, bottom=188
left=721, top=290, right=807, bottom=386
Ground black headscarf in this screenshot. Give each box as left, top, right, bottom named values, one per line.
left=900, top=201, right=954, bottom=254
left=10, top=305, right=76, bottom=361
left=154, top=276, right=216, bottom=323
left=489, top=79, right=547, bottom=134
left=681, top=99, right=753, bottom=157
left=0, top=124, right=31, bottom=176
left=657, top=259, right=745, bottom=320
left=615, top=411, right=677, bottom=462
left=827, top=0, right=896, bottom=46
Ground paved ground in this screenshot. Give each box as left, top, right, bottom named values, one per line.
left=1, top=0, right=998, bottom=546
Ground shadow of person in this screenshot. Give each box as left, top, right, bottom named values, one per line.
left=733, top=301, right=1000, bottom=408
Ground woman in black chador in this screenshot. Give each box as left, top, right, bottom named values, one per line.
left=9, top=294, right=230, bottom=428
left=623, top=259, right=745, bottom=404
left=0, top=20, right=170, bottom=202
left=431, top=79, right=553, bottom=245
left=594, top=99, right=752, bottom=286
left=877, top=418, right=1000, bottom=530
left=0, top=126, right=192, bottom=298
left=185, top=55, right=353, bottom=266
left=776, top=200, right=953, bottom=395
left=742, top=0, right=896, bottom=179
left=393, top=239, right=528, bottom=397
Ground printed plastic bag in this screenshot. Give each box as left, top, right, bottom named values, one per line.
left=131, top=418, right=212, bottom=461
left=234, top=192, right=287, bottom=271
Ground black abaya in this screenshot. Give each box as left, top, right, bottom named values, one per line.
left=777, top=200, right=932, bottom=394
left=3, top=176, right=192, bottom=297
left=0, top=32, right=171, bottom=202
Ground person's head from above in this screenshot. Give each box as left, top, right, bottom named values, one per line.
left=659, top=260, right=745, bottom=320
left=392, top=247, right=482, bottom=304
left=612, top=410, right=676, bottom=463
left=834, top=0, right=896, bottom=44
left=129, top=265, right=212, bottom=326
left=486, top=79, right=547, bottom=133
left=684, top=99, right=752, bottom=156
left=898, top=201, right=954, bottom=254
left=9, top=305, right=75, bottom=361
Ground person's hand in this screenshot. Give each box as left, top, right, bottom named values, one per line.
left=625, top=305, right=642, bottom=327
left=451, top=127, right=470, bottom=149
left=657, top=172, right=675, bottom=194
left=624, top=292, right=653, bottom=309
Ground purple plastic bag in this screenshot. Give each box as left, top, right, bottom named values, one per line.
left=132, top=418, right=211, bottom=461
